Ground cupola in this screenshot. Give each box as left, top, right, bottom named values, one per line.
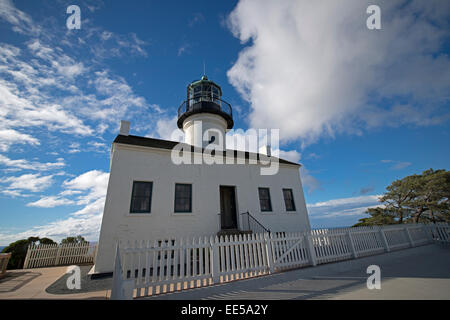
left=177, top=75, right=233, bottom=149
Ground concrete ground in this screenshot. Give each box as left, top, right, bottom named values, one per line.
left=141, top=244, right=450, bottom=300
left=0, top=265, right=109, bottom=299
left=0, top=244, right=448, bottom=300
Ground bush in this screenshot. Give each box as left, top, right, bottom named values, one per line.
left=1, top=237, right=56, bottom=269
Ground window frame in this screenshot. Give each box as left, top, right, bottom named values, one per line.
left=258, top=187, right=273, bottom=212
left=129, top=181, right=153, bottom=214
left=174, top=183, right=193, bottom=213
left=282, top=188, right=296, bottom=212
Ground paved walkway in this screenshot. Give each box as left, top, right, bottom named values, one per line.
left=141, top=244, right=450, bottom=300
left=0, top=265, right=109, bottom=299
left=0, top=244, right=448, bottom=300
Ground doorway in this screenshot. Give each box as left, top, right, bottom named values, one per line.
left=219, top=186, right=237, bottom=230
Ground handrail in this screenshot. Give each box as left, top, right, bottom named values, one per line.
left=178, top=95, right=232, bottom=118
left=241, top=211, right=270, bottom=234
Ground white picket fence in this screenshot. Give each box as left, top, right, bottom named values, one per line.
left=111, top=223, right=449, bottom=299
left=23, top=242, right=98, bottom=269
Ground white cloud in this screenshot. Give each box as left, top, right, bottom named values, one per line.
left=0, top=170, right=110, bottom=244
left=188, top=13, right=205, bottom=27
left=380, top=159, right=412, bottom=170
left=62, top=170, right=109, bottom=207
left=0, top=154, right=65, bottom=171
left=1, top=173, right=54, bottom=193
left=0, top=214, right=103, bottom=245
left=177, top=43, right=191, bottom=56
left=300, top=166, right=320, bottom=194
left=308, top=195, right=381, bottom=208
left=154, top=116, right=183, bottom=141
left=87, top=27, right=148, bottom=59
left=227, top=0, right=450, bottom=147
left=277, top=149, right=301, bottom=163
left=27, top=196, right=74, bottom=208
left=391, top=161, right=412, bottom=170
left=0, top=1, right=159, bottom=245
left=0, top=129, right=39, bottom=151
left=307, top=194, right=382, bottom=220
left=0, top=0, right=41, bottom=35
left=0, top=2, right=153, bottom=145
left=87, top=141, right=108, bottom=153
left=313, top=205, right=381, bottom=219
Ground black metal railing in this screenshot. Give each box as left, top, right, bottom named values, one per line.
left=240, top=211, right=270, bottom=234
left=177, top=95, right=232, bottom=119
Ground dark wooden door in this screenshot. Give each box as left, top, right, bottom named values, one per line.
left=220, top=186, right=237, bottom=229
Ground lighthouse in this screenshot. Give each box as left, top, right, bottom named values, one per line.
left=177, top=75, right=233, bottom=149
left=94, top=73, right=311, bottom=274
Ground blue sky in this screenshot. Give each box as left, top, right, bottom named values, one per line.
left=0, top=0, right=449, bottom=245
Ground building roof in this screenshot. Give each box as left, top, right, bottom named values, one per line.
left=113, top=134, right=300, bottom=167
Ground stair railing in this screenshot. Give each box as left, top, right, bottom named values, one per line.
left=240, top=211, right=270, bottom=234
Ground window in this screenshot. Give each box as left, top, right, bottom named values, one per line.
left=130, top=181, right=152, bottom=213
left=212, top=86, right=220, bottom=103
left=258, top=187, right=272, bottom=212
left=174, top=183, right=192, bottom=213
left=283, top=189, right=296, bottom=211
left=193, top=86, right=202, bottom=103
left=193, top=85, right=202, bottom=94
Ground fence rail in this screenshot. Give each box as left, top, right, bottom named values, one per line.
left=0, top=253, right=11, bottom=278
left=111, top=222, right=449, bottom=299
left=23, top=242, right=98, bottom=269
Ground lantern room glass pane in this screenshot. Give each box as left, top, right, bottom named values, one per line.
left=193, top=85, right=202, bottom=103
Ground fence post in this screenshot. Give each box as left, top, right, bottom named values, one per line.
left=346, top=230, right=358, bottom=258
left=378, top=226, right=390, bottom=252
left=23, top=244, right=32, bottom=269
left=111, top=244, right=134, bottom=300
left=305, top=232, right=317, bottom=266
left=422, top=224, right=433, bottom=243
left=54, top=245, right=62, bottom=266
left=264, top=233, right=275, bottom=272
left=404, top=226, right=414, bottom=247
left=92, top=244, right=99, bottom=264
left=210, top=236, right=220, bottom=284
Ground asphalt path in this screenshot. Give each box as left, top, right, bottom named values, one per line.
left=141, top=243, right=450, bottom=300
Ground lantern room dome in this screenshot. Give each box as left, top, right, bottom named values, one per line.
left=177, top=75, right=233, bottom=129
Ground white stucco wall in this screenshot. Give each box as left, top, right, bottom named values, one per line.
left=94, top=143, right=311, bottom=273
left=182, top=113, right=228, bottom=149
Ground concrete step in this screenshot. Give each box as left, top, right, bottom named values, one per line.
left=217, top=229, right=252, bottom=237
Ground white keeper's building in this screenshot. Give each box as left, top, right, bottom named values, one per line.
left=94, top=75, right=311, bottom=274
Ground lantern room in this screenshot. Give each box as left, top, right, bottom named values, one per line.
left=177, top=75, right=234, bottom=149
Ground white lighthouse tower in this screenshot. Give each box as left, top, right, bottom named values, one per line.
left=177, top=75, right=234, bottom=150
left=93, top=73, right=311, bottom=274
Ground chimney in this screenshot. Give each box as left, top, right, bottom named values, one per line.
left=119, top=120, right=130, bottom=136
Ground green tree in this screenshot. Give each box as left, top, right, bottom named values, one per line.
left=61, top=235, right=88, bottom=244
left=1, top=236, right=56, bottom=269
left=353, top=168, right=449, bottom=227
left=406, top=169, right=450, bottom=223
left=353, top=207, right=397, bottom=227
left=379, top=175, right=418, bottom=223
left=39, top=237, right=57, bottom=245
